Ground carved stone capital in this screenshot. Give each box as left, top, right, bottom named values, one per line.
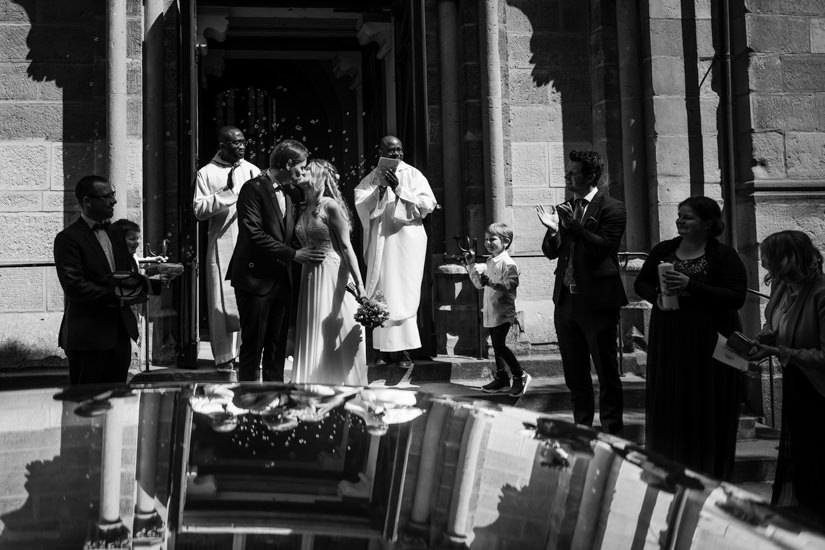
left=357, top=21, right=393, bottom=60
left=196, top=11, right=230, bottom=56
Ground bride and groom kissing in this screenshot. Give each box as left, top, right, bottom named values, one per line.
left=228, top=139, right=369, bottom=385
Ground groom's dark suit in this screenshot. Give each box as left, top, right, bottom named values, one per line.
left=542, top=189, right=628, bottom=434
left=228, top=172, right=298, bottom=381
left=54, top=218, right=140, bottom=384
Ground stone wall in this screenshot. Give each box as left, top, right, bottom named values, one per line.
left=640, top=0, right=723, bottom=243
left=0, top=389, right=140, bottom=547
left=497, top=1, right=593, bottom=345
left=0, top=0, right=144, bottom=364
left=735, top=0, right=825, bottom=323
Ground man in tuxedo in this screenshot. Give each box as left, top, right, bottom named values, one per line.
left=537, top=150, right=628, bottom=435
left=54, top=175, right=141, bottom=384
left=228, top=139, right=324, bottom=382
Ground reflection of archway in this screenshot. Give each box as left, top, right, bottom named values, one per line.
left=182, top=2, right=433, bottom=359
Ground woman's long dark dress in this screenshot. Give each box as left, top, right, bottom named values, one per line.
left=634, top=237, right=747, bottom=480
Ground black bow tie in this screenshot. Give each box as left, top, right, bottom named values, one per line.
left=92, top=222, right=110, bottom=232
left=273, top=186, right=283, bottom=193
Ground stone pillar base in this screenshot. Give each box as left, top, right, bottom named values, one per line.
left=84, top=519, right=130, bottom=549
left=133, top=510, right=165, bottom=545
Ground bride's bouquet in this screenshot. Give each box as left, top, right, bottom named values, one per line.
left=346, top=283, right=390, bottom=329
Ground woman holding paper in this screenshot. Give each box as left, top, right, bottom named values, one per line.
left=746, top=230, right=825, bottom=524
left=634, top=196, right=747, bottom=480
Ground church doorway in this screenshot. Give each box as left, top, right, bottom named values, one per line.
left=178, top=2, right=430, bottom=367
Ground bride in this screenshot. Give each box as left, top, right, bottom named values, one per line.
left=292, top=159, right=368, bottom=385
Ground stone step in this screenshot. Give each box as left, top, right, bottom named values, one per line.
left=423, top=351, right=647, bottom=380
left=736, top=482, right=773, bottom=501
left=732, top=439, right=778, bottom=485
left=0, top=366, right=69, bottom=390
left=455, top=375, right=648, bottom=413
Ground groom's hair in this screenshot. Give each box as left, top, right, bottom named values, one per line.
left=271, top=139, right=308, bottom=170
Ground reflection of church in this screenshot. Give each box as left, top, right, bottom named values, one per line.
left=3, top=385, right=822, bottom=549
left=2, top=2, right=825, bottom=425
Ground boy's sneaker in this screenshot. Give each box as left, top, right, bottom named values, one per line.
left=509, top=373, right=532, bottom=397
left=481, top=377, right=510, bottom=393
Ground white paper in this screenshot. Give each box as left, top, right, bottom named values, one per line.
left=377, top=156, right=400, bottom=172
left=712, top=333, right=750, bottom=372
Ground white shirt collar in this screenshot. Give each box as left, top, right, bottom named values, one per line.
left=80, top=212, right=109, bottom=229
left=490, top=250, right=511, bottom=264
left=576, top=187, right=598, bottom=203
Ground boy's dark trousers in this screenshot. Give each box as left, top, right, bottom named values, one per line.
left=489, top=323, right=522, bottom=379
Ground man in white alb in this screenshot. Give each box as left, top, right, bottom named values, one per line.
left=355, top=135, right=437, bottom=366
left=193, top=126, right=261, bottom=371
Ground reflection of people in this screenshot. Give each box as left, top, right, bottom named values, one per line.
left=355, top=136, right=437, bottom=366
left=746, top=231, right=825, bottom=523
left=465, top=223, right=530, bottom=397
left=634, top=197, right=746, bottom=480
left=537, top=150, right=627, bottom=435
left=194, top=126, right=262, bottom=371
left=345, top=388, right=424, bottom=435
left=54, top=176, right=141, bottom=384
left=228, top=140, right=325, bottom=382
left=292, top=160, right=368, bottom=385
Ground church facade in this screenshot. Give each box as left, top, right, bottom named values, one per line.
left=1, top=0, right=823, bottom=397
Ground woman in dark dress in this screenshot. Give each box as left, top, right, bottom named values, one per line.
left=634, top=196, right=747, bottom=480
left=747, top=231, right=825, bottom=525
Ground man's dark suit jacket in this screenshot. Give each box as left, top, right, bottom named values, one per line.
left=228, top=172, right=298, bottom=295
left=54, top=219, right=140, bottom=351
left=541, top=189, right=628, bottom=309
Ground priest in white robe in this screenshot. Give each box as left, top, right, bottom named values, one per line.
left=355, top=136, right=437, bottom=366
left=193, top=126, right=261, bottom=369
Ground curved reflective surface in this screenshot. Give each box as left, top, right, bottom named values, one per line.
left=0, top=383, right=823, bottom=549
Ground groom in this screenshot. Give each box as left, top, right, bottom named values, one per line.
left=228, top=139, right=324, bottom=382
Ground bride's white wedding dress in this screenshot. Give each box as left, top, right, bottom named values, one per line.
left=292, top=198, right=368, bottom=385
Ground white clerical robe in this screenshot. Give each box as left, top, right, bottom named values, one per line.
left=193, top=153, right=260, bottom=364
left=354, top=161, right=437, bottom=352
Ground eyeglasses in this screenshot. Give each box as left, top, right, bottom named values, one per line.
left=223, top=139, right=247, bottom=146
left=86, top=192, right=116, bottom=201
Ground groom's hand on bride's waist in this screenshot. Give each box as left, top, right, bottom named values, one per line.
left=294, top=248, right=325, bottom=264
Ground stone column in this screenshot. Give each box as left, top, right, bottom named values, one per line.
left=143, top=0, right=165, bottom=251
left=107, top=0, right=128, bottom=221
left=445, top=408, right=493, bottom=543
left=570, top=442, right=617, bottom=549
left=86, top=399, right=130, bottom=548
left=409, top=400, right=450, bottom=530
left=439, top=0, right=463, bottom=253
left=133, top=392, right=165, bottom=543
left=480, top=0, right=506, bottom=223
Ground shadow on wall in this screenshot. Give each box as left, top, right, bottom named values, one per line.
left=3, top=2, right=108, bottom=363
left=502, top=0, right=593, bottom=183
left=11, top=0, right=106, bottom=211
left=0, top=340, right=66, bottom=374
left=471, top=449, right=555, bottom=548
left=0, top=402, right=100, bottom=549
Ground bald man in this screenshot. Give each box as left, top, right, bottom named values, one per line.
left=355, top=136, right=437, bottom=367
left=193, top=126, right=261, bottom=371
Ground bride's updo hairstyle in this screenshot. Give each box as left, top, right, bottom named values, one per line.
left=306, top=159, right=352, bottom=223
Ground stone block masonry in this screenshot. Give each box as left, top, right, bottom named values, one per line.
left=0, top=0, right=144, bottom=364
